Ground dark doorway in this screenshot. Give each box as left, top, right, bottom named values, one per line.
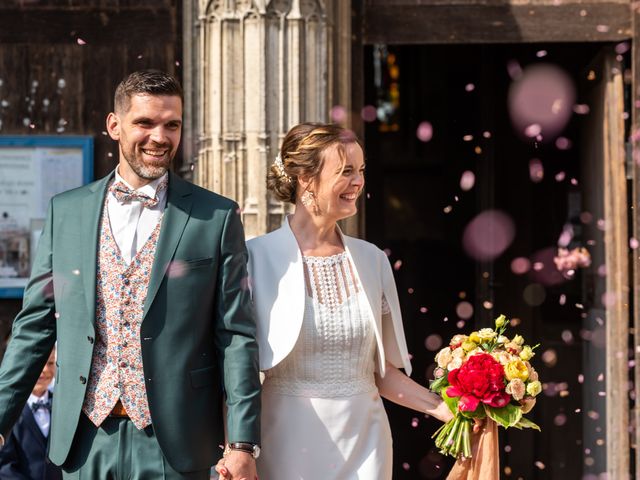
left=363, top=42, right=627, bottom=479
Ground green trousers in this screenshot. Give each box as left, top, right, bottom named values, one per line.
left=61, top=414, right=210, bottom=479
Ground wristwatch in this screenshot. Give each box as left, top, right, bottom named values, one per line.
left=225, top=442, right=261, bottom=459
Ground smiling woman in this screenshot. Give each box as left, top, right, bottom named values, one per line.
left=215, top=123, right=454, bottom=480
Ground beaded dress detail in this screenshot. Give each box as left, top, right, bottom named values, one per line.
left=264, top=252, right=377, bottom=397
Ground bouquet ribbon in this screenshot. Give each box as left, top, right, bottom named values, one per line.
left=446, top=418, right=499, bottom=480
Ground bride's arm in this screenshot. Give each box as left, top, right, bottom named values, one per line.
left=375, top=362, right=454, bottom=423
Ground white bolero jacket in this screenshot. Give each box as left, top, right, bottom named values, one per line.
left=246, top=218, right=412, bottom=377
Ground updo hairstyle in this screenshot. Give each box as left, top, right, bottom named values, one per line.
left=268, top=123, right=359, bottom=204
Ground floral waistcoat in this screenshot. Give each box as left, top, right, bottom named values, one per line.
left=82, top=197, right=163, bottom=430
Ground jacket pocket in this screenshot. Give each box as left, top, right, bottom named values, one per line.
left=190, top=365, right=216, bottom=388
left=183, top=257, right=214, bottom=269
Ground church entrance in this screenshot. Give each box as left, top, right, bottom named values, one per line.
left=363, top=43, right=631, bottom=479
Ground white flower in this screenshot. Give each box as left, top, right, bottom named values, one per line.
left=497, top=335, right=509, bottom=344
left=435, top=348, right=453, bottom=369
left=452, top=348, right=466, bottom=359
left=477, top=328, right=497, bottom=341
left=449, top=357, right=463, bottom=370
left=450, top=334, right=468, bottom=346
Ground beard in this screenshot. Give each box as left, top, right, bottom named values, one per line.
left=122, top=143, right=173, bottom=180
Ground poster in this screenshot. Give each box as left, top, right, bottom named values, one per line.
left=0, top=137, right=93, bottom=297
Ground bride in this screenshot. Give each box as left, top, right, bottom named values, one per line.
left=217, top=123, right=489, bottom=479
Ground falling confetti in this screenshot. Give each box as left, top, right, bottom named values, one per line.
left=462, top=210, right=515, bottom=261
left=529, top=158, right=544, bottom=182
left=361, top=105, right=377, bottom=122
left=416, top=121, right=433, bottom=142
left=330, top=105, right=347, bottom=123
left=508, top=64, right=575, bottom=141
left=510, top=257, right=531, bottom=275
left=456, top=301, right=473, bottom=320
left=459, top=171, right=475, bottom=191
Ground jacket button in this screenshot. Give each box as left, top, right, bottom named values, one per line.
left=87, top=336, right=94, bottom=344
left=79, top=376, right=86, bottom=384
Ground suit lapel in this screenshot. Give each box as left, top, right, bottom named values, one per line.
left=143, top=172, right=193, bottom=319
left=81, top=174, right=113, bottom=322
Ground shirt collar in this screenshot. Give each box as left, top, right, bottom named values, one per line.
left=27, top=390, right=50, bottom=407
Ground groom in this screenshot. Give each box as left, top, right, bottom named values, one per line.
left=0, top=70, right=261, bottom=479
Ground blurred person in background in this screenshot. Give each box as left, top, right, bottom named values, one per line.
left=0, top=347, right=62, bottom=480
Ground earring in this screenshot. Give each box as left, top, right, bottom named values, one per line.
left=301, top=190, right=315, bottom=207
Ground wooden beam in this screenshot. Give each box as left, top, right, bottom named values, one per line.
left=364, top=2, right=631, bottom=44
left=631, top=4, right=640, bottom=474
left=0, top=9, right=175, bottom=44
left=602, top=52, right=630, bottom=479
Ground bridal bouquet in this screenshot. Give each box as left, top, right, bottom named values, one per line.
left=429, top=315, right=541, bottom=458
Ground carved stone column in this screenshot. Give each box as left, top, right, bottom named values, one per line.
left=187, top=0, right=352, bottom=238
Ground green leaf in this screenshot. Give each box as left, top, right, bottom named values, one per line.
left=430, top=375, right=449, bottom=393
left=441, top=389, right=459, bottom=414
left=486, top=403, right=522, bottom=428
left=460, top=404, right=486, bottom=419
left=514, top=417, right=541, bottom=431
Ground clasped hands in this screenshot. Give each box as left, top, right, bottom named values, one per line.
left=215, top=449, right=257, bottom=480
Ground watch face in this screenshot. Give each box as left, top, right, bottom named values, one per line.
left=253, top=444, right=261, bottom=459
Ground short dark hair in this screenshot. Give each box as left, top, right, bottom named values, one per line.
left=114, top=70, right=183, bottom=113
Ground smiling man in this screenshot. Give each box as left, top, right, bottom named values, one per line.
left=0, top=70, right=261, bottom=480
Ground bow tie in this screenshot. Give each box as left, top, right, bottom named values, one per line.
left=109, top=180, right=167, bottom=208
left=31, top=399, right=51, bottom=413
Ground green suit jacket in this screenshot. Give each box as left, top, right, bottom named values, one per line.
left=0, top=171, right=261, bottom=472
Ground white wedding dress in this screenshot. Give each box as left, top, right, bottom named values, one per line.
left=257, top=252, right=393, bottom=480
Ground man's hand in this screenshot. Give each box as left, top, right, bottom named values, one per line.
left=215, top=450, right=257, bottom=480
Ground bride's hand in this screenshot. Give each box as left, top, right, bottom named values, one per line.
left=433, top=400, right=455, bottom=423
left=215, top=458, right=230, bottom=480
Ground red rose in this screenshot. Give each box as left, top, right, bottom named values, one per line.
left=446, top=353, right=508, bottom=412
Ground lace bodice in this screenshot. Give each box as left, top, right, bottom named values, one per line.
left=264, top=252, right=379, bottom=397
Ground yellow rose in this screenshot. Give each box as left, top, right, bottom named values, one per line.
left=505, top=359, right=529, bottom=381
left=495, top=314, right=507, bottom=328
left=469, top=332, right=481, bottom=343
left=526, top=380, right=542, bottom=397
left=462, top=341, right=477, bottom=352
left=520, top=345, right=535, bottom=361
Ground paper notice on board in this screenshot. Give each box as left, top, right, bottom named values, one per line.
left=0, top=145, right=85, bottom=287
left=36, top=148, right=84, bottom=219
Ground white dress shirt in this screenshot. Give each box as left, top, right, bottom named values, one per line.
left=107, top=169, right=168, bottom=264
left=27, top=390, right=51, bottom=437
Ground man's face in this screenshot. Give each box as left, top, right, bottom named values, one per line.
left=107, top=93, right=182, bottom=183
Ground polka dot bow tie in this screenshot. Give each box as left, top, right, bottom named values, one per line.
left=109, top=180, right=167, bottom=208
